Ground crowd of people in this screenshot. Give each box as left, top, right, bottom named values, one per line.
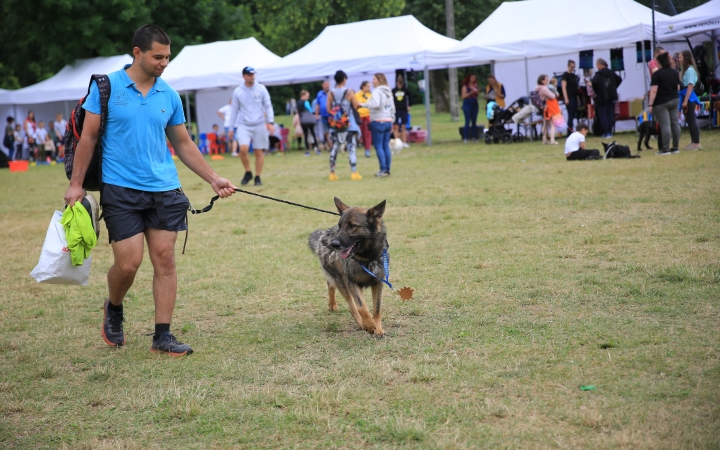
left=215, top=70, right=413, bottom=182
left=2, top=112, right=67, bottom=165
left=457, top=48, right=704, bottom=160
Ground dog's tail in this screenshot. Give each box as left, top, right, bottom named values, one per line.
left=308, top=229, right=323, bottom=253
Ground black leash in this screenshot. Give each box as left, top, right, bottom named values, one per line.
left=188, top=188, right=341, bottom=217
left=182, top=188, right=340, bottom=254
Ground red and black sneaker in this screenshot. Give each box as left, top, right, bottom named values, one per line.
left=102, top=298, right=125, bottom=347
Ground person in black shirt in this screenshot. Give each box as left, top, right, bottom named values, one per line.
left=561, top=60, right=580, bottom=134
left=649, top=52, right=680, bottom=155
left=392, top=75, right=411, bottom=147
left=591, top=58, right=622, bottom=138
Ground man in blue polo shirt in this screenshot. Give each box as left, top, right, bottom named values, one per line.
left=64, top=24, right=237, bottom=356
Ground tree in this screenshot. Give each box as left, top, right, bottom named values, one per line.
left=0, top=0, right=249, bottom=89
left=402, top=0, right=504, bottom=112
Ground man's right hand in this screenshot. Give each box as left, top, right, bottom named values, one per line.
left=64, top=184, right=85, bottom=207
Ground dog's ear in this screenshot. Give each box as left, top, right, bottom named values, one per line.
left=367, top=200, right=386, bottom=223
left=334, top=197, right=349, bottom=214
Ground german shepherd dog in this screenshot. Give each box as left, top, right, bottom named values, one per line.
left=309, top=198, right=387, bottom=335
left=637, top=120, right=662, bottom=151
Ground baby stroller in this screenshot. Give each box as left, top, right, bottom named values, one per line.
left=484, top=101, right=514, bottom=144
left=504, top=97, right=533, bottom=142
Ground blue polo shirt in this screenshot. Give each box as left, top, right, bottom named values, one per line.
left=83, top=65, right=185, bottom=192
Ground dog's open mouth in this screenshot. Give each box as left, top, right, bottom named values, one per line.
left=339, top=241, right=359, bottom=259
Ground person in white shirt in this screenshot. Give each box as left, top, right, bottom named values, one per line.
left=227, top=67, right=274, bottom=186
left=54, top=113, right=67, bottom=141
left=216, top=98, right=237, bottom=155
left=564, top=123, right=600, bottom=160
left=34, top=121, right=52, bottom=161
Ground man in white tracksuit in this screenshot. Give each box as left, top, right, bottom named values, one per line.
left=228, top=67, right=275, bottom=186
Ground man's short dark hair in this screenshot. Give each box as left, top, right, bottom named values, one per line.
left=657, top=52, right=671, bottom=69
left=577, top=123, right=589, bottom=131
left=596, top=58, right=608, bottom=68
left=568, top=59, right=575, bottom=66
left=334, top=70, right=347, bottom=84
left=6, top=116, right=13, bottom=123
left=132, top=24, right=171, bottom=52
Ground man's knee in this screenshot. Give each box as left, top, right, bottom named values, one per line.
left=151, top=247, right=176, bottom=276
left=114, top=258, right=142, bottom=277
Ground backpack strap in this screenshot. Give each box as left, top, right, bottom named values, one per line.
left=90, top=74, right=111, bottom=193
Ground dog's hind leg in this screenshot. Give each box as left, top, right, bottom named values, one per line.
left=371, top=284, right=384, bottom=336
left=327, top=283, right=338, bottom=312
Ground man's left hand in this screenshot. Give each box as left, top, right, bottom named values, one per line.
left=211, top=177, right=237, bottom=198
left=266, top=123, right=275, bottom=135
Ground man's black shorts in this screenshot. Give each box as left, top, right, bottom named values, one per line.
left=101, top=184, right=189, bottom=243
left=395, top=110, right=409, bottom=126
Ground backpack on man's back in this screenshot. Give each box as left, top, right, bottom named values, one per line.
left=64, top=74, right=111, bottom=191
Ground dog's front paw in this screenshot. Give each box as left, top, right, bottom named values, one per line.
left=373, top=327, right=384, bottom=337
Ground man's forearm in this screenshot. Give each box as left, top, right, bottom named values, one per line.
left=175, top=141, right=219, bottom=184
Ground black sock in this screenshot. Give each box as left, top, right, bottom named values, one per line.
left=108, top=301, right=123, bottom=313
left=154, top=323, right=170, bottom=340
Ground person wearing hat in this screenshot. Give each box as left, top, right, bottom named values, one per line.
left=228, top=67, right=275, bottom=186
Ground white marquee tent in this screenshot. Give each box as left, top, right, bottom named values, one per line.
left=162, top=38, right=282, bottom=135
left=258, top=16, right=459, bottom=86
left=0, top=55, right=132, bottom=127
left=426, top=0, right=668, bottom=131
left=657, top=0, right=720, bottom=40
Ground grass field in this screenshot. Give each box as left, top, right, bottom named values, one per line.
left=1, top=108, right=719, bottom=449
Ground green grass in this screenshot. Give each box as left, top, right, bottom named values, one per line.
left=1, top=115, right=719, bottom=448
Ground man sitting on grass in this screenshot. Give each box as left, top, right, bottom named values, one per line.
left=564, top=123, right=600, bottom=160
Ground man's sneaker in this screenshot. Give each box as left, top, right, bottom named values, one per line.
left=102, top=298, right=125, bottom=347
left=670, top=148, right=679, bottom=154
left=376, top=171, right=389, bottom=178
left=314, top=148, right=321, bottom=155
left=683, top=143, right=696, bottom=151
left=241, top=171, right=253, bottom=185
left=304, top=151, right=310, bottom=156
left=150, top=331, right=193, bottom=357
left=254, top=176, right=262, bottom=186
left=350, top=171, right=362, bottom=181
left=656, top=149, right=672, bottom=156
left=81, top=194, right=100, bottom=239
left=329, top=172, right=339, bottom=181
left=365, top=150, right=371, bottom=157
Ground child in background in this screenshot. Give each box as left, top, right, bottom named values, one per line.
left=35, top=121, right=50, bottom=162
left=292, top=111, right=303, bottom=150
left=564, top=123, right=600, bottom=160
left=211, top=124, right=225, bottom=153
left=544, top=78, right=566, bottom=140
left=13, top=125, right=24, bottom=160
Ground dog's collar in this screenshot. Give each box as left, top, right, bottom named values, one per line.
left=355, top=248, right=395, bottom=292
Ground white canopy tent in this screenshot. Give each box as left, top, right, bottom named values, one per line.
left=426, top=0, right=667, bottom=131
left=257, top=15, right=459, bottom=144
left=0, top=55, right=132, bottom=127
left=162, top=38, right=282, bottom=135
left=258, top=16, right=459, bottom=86
left=657, top=0, right=720, bottom=40
left=162, top=37, right=281, bottom=92
left=657, top=0, right=720, bottom=88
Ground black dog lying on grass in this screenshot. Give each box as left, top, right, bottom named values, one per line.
left=602, top=141, right=640, bottom=159
left=637, top=120, right=663, bottom=151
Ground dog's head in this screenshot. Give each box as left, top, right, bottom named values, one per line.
left=330, top=197, right=386, bottom=260
left=602, top=141, right=616, bottom=154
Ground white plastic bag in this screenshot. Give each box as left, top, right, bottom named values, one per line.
left=30, top=210, right=91, bottom=285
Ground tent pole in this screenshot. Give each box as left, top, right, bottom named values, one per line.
left=424, top=66, right=432, bottom=146
left=524, top=57, right=530, bottom=95
left=713, top=30, right=718, bottom=128
left=641, top=42, right=648, bottom=110
left=184, top=91, right=192, bottom=140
